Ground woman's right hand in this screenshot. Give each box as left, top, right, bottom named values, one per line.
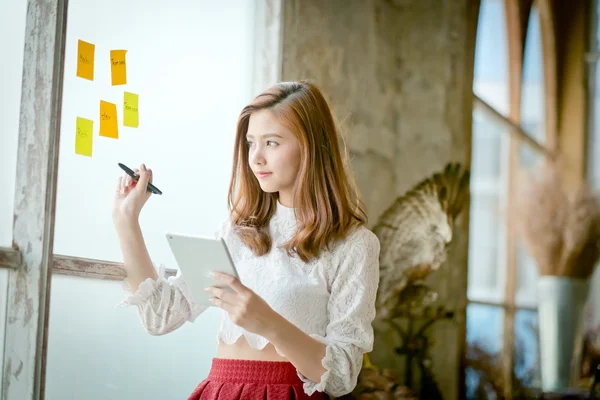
left=112, top=163, right=153, bottom=228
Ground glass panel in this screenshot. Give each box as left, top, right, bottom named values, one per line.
left=515, top=242, right=539, bottom=308
left=52, top=0, right=255, bottom=262
left=467, top=189, right=506, bottom=302
left=516, top=4, right=546, bottom=309
left=472, top=0, right=509, bottom=114
left=513, top=310, right=541, bottom=393
left=469, top=0, right=510, bottom=304
left=46, top=1, right=256, bottom=399
left=471, top=110, right=504, bottom=183
left=46, top=275, right=222, bottom=399
left=0, top=0, right=27, bottom=247
left=465, top=303, right=504, bottom=400
left=0, top=1, right=28, bottom=394
left=585, top=0, right=600, bottom=366
left=520, top=5, right=546, bottom=169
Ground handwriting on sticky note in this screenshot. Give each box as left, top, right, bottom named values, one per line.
left=123, top=92, right=139, bottom=127
left=99, top=101, right=118, bottom=139
left=75, top=117, right=93, bottom=156
left=110, top=50, right=127, bottom=86
left=76, top=40, right=95, bottom=80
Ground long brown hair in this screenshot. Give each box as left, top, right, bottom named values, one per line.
left=228, top=81, right=366, bottom=262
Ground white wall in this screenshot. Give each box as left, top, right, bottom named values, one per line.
left=0, top=0, right=28, bottom=396
left=0, top=0, right=256, bottom=398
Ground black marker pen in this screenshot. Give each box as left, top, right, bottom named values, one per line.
left=118, top=163, right=163, bottom=195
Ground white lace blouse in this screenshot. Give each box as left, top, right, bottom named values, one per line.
left=119, top=202, right=380, bottom=397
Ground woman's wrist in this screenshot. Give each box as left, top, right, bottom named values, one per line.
left=262, top=311, right=292, bottom=343
left=113, top=217, right=141, bottom=236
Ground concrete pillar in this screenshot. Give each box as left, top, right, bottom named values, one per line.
left=280, top=1, right=478, bottom=398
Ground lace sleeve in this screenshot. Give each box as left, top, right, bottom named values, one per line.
left=298, top=228, right=380, bottom=397
left=118, top=265, right=207, bottom=336
left=117, top=218, right=230, bottom=336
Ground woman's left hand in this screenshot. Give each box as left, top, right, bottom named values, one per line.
left=206, top=272, right=280, bottom=337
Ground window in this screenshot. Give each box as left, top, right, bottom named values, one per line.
left=466, top=0, right=553, bottom=397
left=585, top=0, right=600, bottom=377
left=466, top=1, right=510, bottom=397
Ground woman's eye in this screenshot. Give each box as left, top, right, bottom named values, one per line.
left=267, top=140, right=279, bottom=147
left=246, top=141, right=254, bottom=147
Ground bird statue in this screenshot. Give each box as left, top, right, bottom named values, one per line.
left=353, top=163, right=470, bottom=399
left=352, top=163, right=469, bottom=400
left=373, top=162, right=470, bottom=319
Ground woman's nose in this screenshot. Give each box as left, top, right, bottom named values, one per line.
left=250, top=146, right=265, bottom=166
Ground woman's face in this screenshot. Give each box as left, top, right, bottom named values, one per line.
left=246, top=109, right=301, bottom=207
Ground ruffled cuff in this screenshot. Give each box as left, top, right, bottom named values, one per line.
left=117, top=264, right=168, bottom=308
left=297, top=334, right=334, bottom=395
left=165, top=268, right=205, bottom=318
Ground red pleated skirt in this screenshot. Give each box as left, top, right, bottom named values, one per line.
left=188, top=358, right=326, bottom=400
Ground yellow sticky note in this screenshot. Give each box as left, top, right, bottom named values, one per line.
left=76, top=40, right=95, bottom=80
left=100, top=101, right=118, bottom=139
left=110, top=49, right=127, bottom=86
left=75, top=117, right=93, bottom=157
left=123, top=92, right=139, bottom=127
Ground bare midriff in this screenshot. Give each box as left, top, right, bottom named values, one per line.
left=214, top=336, right=288, bottom=362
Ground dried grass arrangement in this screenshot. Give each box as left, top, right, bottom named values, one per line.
left=517, top=163, right=600, bottom=278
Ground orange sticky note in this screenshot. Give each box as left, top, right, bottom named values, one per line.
left=110, top=50, right=127, bottom=86
left=76, top=40, right=95, bottom=80
left=75, top=117, right=93, bottom=157
left=123, top=92, right=139, bottom=127
left=99, top=101, right=118, bottom=139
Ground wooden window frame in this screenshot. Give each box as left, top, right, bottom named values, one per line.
left=468, top=0, right=591, bottom=397
left=3, top=0, right=586, bottom=398
left=0, top=1, right=283, bottom=398
left=467, top=0, right=559, bottom=398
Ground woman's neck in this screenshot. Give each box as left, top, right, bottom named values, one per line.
left=277, top=191, right=294, bottom=208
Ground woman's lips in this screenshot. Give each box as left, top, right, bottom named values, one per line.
left=256, top=172, right=272, bottom=179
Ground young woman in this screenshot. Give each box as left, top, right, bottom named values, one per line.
left=113, top=81, right=380, bottom=400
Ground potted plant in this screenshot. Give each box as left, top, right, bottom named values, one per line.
left=517, top=163, right=600, bottom=392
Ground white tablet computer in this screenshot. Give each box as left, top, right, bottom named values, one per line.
left=165, top=232, right=239, bottom=307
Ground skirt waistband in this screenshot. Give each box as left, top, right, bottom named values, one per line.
left=207, top=358, right=302, bottom=385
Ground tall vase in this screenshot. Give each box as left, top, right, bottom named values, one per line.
left=537, top=276, right=589, bottom=392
